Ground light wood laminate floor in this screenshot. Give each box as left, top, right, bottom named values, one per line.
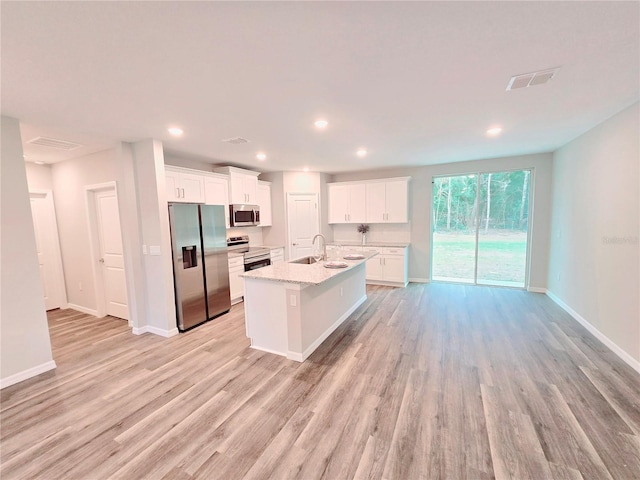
left=1, top=284, right=639, bottom=479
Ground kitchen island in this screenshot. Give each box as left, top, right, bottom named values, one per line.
left=241, top=252, right=376, bottom=361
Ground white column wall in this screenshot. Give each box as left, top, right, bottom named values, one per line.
left=1, top=116, right=56, bottom=388
left=131, top=139, right=177, bottom=336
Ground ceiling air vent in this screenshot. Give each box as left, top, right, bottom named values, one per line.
left=221, top=137, right=250, bottom=144
left=506, top=67, right=560, bottom=91
left=27, top=136, right=83, bottom=150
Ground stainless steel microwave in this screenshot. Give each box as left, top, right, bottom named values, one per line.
left=229, top=204, right=260, bottom=227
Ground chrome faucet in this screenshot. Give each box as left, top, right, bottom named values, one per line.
left=312, top=233, right=327, bottom=261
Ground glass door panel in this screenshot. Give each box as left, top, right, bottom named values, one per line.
left=431, top=174, right=478, bottom=283
left=431, top=170, right=531, bottom=288
left=476, top=170, right=530, bottom=287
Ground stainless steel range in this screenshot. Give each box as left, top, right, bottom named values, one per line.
left=227, top=235, right=271, bottom=271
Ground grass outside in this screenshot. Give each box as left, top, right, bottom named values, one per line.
left=432, top=230, right=527, bottom=285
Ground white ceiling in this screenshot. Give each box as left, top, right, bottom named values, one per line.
left=2, top=1, right=638, bottom=173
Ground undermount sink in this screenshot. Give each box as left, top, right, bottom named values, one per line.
left=290, top=256, right=321, bottom=265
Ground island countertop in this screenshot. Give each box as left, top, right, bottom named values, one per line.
left=241, top=252, right=377, bottom=286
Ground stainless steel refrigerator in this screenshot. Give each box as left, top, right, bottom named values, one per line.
left=168, top=204, right=231, bottom=331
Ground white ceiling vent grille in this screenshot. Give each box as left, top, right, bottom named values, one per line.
left=506, top=67, right=560, bottom=91
left=27, top=136, right=83, bottom=150
left=222, top=137, right=250, bottom=144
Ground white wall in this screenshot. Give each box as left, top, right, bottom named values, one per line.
left=25, top=163, right=54, bottom=190
left=332, top=153, right=554, bottom=287
left=1, top=117, right=56, bottom=387
left=548, top=102, right=639, bottom=366
left=50, top=149, right=118, bottom=313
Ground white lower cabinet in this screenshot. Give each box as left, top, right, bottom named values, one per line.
left=363, top=246, right=408, bottom=287
left=270, top=247, right=284, bottom=264
left=228, top=255, right=245, bottom=304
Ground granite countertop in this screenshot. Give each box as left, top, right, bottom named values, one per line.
left=327, top=241, right=410, bottom=248
left=241, top=251, right=377, bottom=286
left=257, top=245, right=285, bottom=250
left=227, top=250, right=244, bottom=259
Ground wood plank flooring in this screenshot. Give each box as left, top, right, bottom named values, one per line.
left=1, top=283, right=639, bottom=479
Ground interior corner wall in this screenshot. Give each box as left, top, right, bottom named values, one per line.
left=1, top=116, right=55, bottom=387
left=50, top=149, right=118, bottom=313
left=331, top=153, right=553, bottom=287
left=25, top=163, right=54, bottom=190
left=548, top=102, right=640, bottom=365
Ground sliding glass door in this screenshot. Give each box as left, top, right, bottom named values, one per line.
left=431, top=170, right=530, bottom=288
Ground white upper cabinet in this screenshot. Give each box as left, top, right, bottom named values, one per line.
left=215, top=166, right=260, bottom=204
left=203, top=173, right=231, bottom=228
left=328, top=177, right=409, bottom=224
left=256, top=181, right=272, bottom=227
left=365, top=178, right=409, bottom=223
left=165, top=167, right=205, bottom=203
left=328, top=183, right=366, bottom=224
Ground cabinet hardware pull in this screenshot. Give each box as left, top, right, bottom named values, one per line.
left=176, top=188, right=180, bottom=198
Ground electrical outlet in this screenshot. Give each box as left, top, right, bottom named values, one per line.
left=290, top=295, right=297, bottom=307
left=78, top=282, right=83, bottom=291
left=340, top=287, right=343, bottom=297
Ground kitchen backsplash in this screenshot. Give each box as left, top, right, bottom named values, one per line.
left=332, top=223, right=411, bottom=243
left=227, top=226, right=264, bottom=245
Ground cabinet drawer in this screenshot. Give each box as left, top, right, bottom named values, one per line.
left=228, top=256, right=244, bottom=268
left=382, top=247, right=406, bottom=256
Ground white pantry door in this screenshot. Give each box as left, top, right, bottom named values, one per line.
left=287, top=193, right=319, bottom=261
left=30, top=192, right=65, bottom=310
left=94, top=189, right=129, bottom=320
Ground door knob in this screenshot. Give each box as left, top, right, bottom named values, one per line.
left=99, top=258, right=105, bottom=263
left=292, top=243, right=299, bottom=246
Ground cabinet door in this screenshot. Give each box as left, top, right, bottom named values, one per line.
left=365, top=256, right=384, bottom=280
left=256, top=183, right=272, bottom=226
left=180, top=172, right=205, bottom=203
left=204, top=177, right=230, bottom=228
left=348, top=184, right=367, bottom=223
left=382, top=255, right=405, bottom=283
left=385, top=180, right=409, bottom=223
left=365, top=182, right=386, bottom=223
left=328, top=185, right=349, bottom=223
left=243, top=175, right=258, bottom=204
left=229, top=266, right=244, bottom=300
left=229, top=175, right=246, bottom=204
left=165, top=171, right=182, bottom=202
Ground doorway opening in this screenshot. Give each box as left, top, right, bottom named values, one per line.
left=431, top=169, right=531, bottom=288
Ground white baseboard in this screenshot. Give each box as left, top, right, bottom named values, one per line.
left=67, top=303, right=98, bottom=317
left=409, top=277, right=430, bottom=284
left=527, top=286, right=547, bottom=293
left=251, top=345, right=288, bottom=358
left=292, top=294, right=368, bottom=362
left=132, top=325, right=179, bottom=338
left=0, top=360, right=57, bottom=389
left=366, top=280, right=408, bottom=288
left=546, top=290, right=640, bottom=374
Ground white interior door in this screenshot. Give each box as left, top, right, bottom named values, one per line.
left=287, top=193, right=319, bottom=260
left=30, top=191, right=65, bottom=310
left=94, top=189, right=129, bottom=320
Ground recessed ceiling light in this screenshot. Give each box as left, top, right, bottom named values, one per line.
left=303, top=167, right=310, bottom=172
left=34, top=161, right=45, bottom=165
left=168, top=127, right=184, bottom=136
left=256, top=152, right=267, bottom=161
left=356, top=148, right=368, bottom=157
left=314, top=119, right=328, bottom=129
left=486, top=127, right=503, bottom=136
